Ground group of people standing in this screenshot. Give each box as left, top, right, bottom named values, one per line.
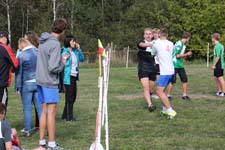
left=137, top=28, right=225, bottom=119
left=137, top=28, right=192, bottom=119
left=0, top=18, right=84, bottom=150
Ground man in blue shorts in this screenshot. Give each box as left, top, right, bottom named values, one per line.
left=34, top=18, right=68, bottom=150
left=153, top=28, right=177, bottom=119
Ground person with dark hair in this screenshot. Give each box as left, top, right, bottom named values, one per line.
left=0, top=31, right=19, bottom=113
left=211, top=33, right=225, bottom=97
left=61, top=34, right=84, bottom=121
left=167, top=32, right=192, bottom=100
left=34, top=18, right=68, bottom=150
left=24, top=31, right=40, bottom=132
left=0, top=104, right=22, bottom=150
left=137, top=28, right=156, bottom=112
left=24, top=31, right=39, bottom=48
left=15, top=38, right=42, bottom=137
left=0, top=104, right=12, bottom=150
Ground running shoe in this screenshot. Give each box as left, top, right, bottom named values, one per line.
left=166, top=110, right=177, bottom=119
left=48, top=144, right=64, bottom=150
left=148, top=104, right=156, bottom=112
left=182, top=96, right=191, bottom=100
left=215, top=92, right=222, bottom=96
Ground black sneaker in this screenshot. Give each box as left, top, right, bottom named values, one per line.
left=168, top=96, right=172, bottom=101
left=41, top=144, right=48, bottom=149
left=148, top=104, right=156, bottom=112
left=48, top=144, right=64, bottom=150
left=23, top=130, right=31, bottom=137
left=182, top=96, right=191, bottom=100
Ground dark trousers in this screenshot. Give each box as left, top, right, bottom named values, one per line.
left=62, top=76, right=77, bottom=121
left=59, top=71, right=65, bottom=93
left=0, top=87, right=8, bottom=114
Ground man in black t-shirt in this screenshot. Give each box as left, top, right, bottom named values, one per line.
left=137, top=28, right=156, bottom=112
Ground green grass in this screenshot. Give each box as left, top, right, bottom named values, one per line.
left=6, top=62, right=225, bottom=150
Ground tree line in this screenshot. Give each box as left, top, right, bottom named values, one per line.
left=0, top=0, right=225, bottom=58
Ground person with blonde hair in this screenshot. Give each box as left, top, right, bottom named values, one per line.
left=15, top=38, right=42, bottom=137
left=137, top=28, right=156, bottom=112
left=211, top=33, right=225, bottom=96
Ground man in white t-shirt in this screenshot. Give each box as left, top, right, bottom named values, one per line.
left=152, top=28, right=177, bottom=119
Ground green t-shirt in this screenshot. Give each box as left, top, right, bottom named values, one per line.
left=172, top=40, right=186, bottom=68
left=213, top=43, right=224, bottom=69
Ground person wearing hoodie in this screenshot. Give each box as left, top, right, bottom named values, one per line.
left=61, top=34, right=84, bottom=122
left=34, top=18, right=67, bottom=150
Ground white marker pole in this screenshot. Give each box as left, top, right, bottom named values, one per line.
left=105, top=49, right=111, bottom=150
left=126, top=46, right=129, bottom=69
left=207, top=43, right=210, bottom=68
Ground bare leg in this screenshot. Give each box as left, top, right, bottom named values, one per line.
left=140, top=78, right=152, bottom=106
left=39, top=104, right=47, bottom=141
left=149, top=80, right=155, bottom=94
left=218, top=77, right=225, bottom=93
left=215, top=77, right=222, bottom=92
left=157, top=86, right=171, bottom=109
left=167, top=83, right=173, bottom=96
left=47, top=103, right=57, bottom=142
left=182, top=82, right=188, bottom=96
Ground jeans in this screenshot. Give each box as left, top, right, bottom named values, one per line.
left=21, top=82, right=42, bottom=131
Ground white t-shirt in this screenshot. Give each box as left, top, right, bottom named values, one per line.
left=152, top=39, right=160, bottom=64
left=70, top=52, right=78, bottom=77
left=153, top=39, right=174, bottom=75
left=144, top=40, right=156, bottom=55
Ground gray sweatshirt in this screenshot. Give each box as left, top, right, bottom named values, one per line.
left=36, top=32, right=64, bottom=88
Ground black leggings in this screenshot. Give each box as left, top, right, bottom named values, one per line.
left=62, top=76, right=77, bottom=121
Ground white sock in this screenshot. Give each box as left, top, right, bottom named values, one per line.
left=48, top=141, right=56, bottom=148
left=162, top=106, right=166, bottom=111
left=167, top=107, right=173, bottom=112
left=39, top=140, right=46, bottom=145
left=148, top=103, right=152, bottom=107
left=183, top=93, right=187, bottom=96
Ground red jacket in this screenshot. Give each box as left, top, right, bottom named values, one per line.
left=0, top=43, right=18, bottom=87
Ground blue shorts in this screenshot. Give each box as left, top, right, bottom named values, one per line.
left=37, top=85, right=59, bottom=104
left=157, top=75, right=175, bottom=87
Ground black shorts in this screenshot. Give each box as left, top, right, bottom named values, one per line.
left=155, top=64, right=160, bottom=75
left=138, top=62, right=156, bottom=81
left=173, top=68, right=188, bottom=83
left=214, top=68, right=224, bottom=77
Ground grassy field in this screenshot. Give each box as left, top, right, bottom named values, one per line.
left=6, top=62, right=225, bottom=150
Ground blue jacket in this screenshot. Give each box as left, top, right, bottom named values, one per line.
left=15, top=46, right=37, bottom=91
left=61, top=47, right=84, bottom=85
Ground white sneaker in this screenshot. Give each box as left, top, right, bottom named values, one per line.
left=218, top=93, right=224, bottom=97
left=151, top=94, right=159, bottom=99
left=20, top=128, right=25, bottom=133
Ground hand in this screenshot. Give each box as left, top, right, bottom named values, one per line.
left=148, top=42, right=153, bottom=47
left=61, top=53, right=70, bottom=65
left=186, top=51, right=192, bottom=56
left=211, top=65, right=216, bottom=70
left=75, top=43, right=80, bottom=50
